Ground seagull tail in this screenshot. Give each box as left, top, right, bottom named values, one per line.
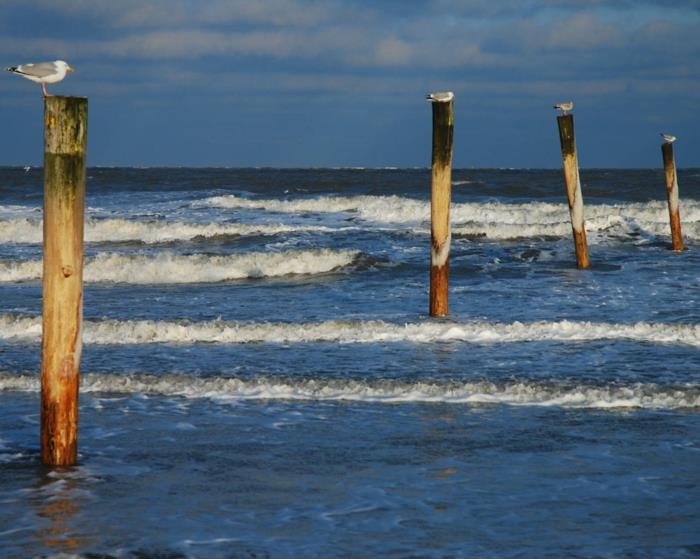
left=5, top=66, right=18, bottom=72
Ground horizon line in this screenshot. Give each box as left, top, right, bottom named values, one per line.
left=2, top=165, right=697, bottom=171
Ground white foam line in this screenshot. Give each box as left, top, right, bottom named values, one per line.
left=7, top=213, right=700, bottom=244
left=0, top=218, right=349, bottom=245
left=193, top=195, right=700, bottom=239
left=2, top=199, right=700, bottom=244
left=0, top=249, right=359, bottom=284
left=1, top=373, right=697, bottom=410
left=1, top=315, right=699, bottom=348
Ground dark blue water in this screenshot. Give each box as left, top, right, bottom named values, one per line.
left=1, top=167, right=699, bottom=558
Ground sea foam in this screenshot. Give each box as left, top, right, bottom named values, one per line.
left=194, top=195, right=700, bottom=240
left=0, top=249, right=359, bottom=284
left=0, top=218, right=345, bottom=245
left=2, top=197, right=700, bottom=244
left=2, top=315, right=699, bottom=347
left=0, top=372, right=697, bottom=410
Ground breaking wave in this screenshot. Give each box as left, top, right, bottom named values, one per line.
left=0, top=249, right=359, bottom=284
left=2, top=315, right=699, bottom=347
left=195, top=194, right=700, bottom=240
left=0, top=372, right=697, bottom=410
left=0, top=218, right=346, bottom=244
left=3, top=198, right=699, bottom=244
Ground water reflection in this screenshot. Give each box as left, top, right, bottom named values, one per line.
left=33, top=467, right=92, bottom=552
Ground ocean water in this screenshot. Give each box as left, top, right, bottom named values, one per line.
left=1, top=167, right=699, bottom=558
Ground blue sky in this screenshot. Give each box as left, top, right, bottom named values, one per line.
left=1, top=0, right=698, bottom=167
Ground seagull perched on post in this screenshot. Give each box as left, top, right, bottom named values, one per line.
left=426, top=91, right=454, bottom=103
left=5, top=60, right=75, bottom=97
left=659, top=132, right=677, bottom=144
left=553, top=101, right=573, bottom=115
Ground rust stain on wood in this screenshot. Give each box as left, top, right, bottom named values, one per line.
left=573, top=229, right=590, bottom=269
left=429, top=98, right=454, bottom=317
left=430, top=264, right=449, bottom=317
left=669, top=211, right=683, bottom=252
left=557, top=114, right=590, bottom=269
left=662, top=143, right=683, bottom=252
left=41, top=96, right=87, bottom=467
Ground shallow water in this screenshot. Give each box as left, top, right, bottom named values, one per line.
left=1, top=167, right=699, bottom=558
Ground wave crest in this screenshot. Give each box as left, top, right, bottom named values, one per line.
left=0, top=249, right=359, bottom=284
left=0, top=218, right=344, bottom=245
left=195, top=195, right=700, bottom=240
left=0, top=372, right=696, bottom=410
left=2, top=315, right=699, bottom=347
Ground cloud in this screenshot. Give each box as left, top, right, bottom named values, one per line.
left=3, top=0, right=344, bottom=28
left=483, top=13, right=624, bottom=54
left=431, top=0, right=700, bottom=19
left=1, top=0, right=698, bottom=103
left=374, top=37, right=413, bottom=66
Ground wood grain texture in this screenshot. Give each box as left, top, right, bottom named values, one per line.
left=430, top=263, right=449, bottom=317
left=557, top=114, right=589, bottom=269
left=430, top=100, right=454, bottom=317
left=662, top=142, right=683, bottom=252
left=41, top=96, right=87, bottom=466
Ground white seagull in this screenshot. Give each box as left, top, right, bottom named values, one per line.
left=426, top=91, right=454, bottom=103
left=5, top=60, right=75, bottom=97
left=659, top=132, right=677, bottom=144
left=553, top=101, right=573, bottom=115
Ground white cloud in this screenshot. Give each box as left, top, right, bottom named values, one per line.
left=3, top=0, right=343, bottom=28
left=1, top=0, right=697, bottom=95
left=374, top=37, right=413, bottom=66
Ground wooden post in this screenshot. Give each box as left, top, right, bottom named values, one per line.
left=428, top=92, right=454, bottom=317
left=661, top=142, right=683, bottom=251
left=41, top=96, right=87, bottom=466
left=556, top=114, right=589, bottom=269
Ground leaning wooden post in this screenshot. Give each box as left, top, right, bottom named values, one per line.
left=556, top=113, right=589, bottom=269
left=427, top=92, right=454, bottom=317
left=661, top=140, right=683, bottom=251
left=41, top=96, right=87, bottom=466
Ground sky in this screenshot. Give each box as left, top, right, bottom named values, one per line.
left=1, top=0, right=698, bottom=168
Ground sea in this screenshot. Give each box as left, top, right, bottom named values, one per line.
left=0, top=167, right=699, bottom=558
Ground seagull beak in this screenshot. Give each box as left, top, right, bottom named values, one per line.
left=67, top=66, right=75, bottom=73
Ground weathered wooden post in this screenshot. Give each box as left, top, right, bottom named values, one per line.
left=427, top=92, right=454, bottom=317
left=41, top=96, right=87, bottom=466
left=556, top=112, right=589, bottom=269
left=661, top=137, right=683, bottom=251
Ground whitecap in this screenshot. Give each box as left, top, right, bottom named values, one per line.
left=0, top=249, right=359, bottom=284
left=0, top=372, right=696, bottom=410
left=2, top=315, right=699, bottom=348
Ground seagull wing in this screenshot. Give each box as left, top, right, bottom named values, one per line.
left=14, top=62, right=59, bottom=78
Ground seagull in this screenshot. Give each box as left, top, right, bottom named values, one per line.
left=426, top=91, right=454, bottom=103
left=5, top=60, right=75, bottom=97
left=23, top=166, right=31, bottom=174
left=553, top=101, right=573, bottom=115
left=659, top=132, right=677, bottom=144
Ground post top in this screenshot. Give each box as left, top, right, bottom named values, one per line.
left=426, top=91, right=454, bottom=103
left=44, top=95, right=88, bottom=155
left=44, top=95, right=88, bottom=101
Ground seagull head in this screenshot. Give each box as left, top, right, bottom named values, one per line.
left=56, top=60, right=75, bottom=73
